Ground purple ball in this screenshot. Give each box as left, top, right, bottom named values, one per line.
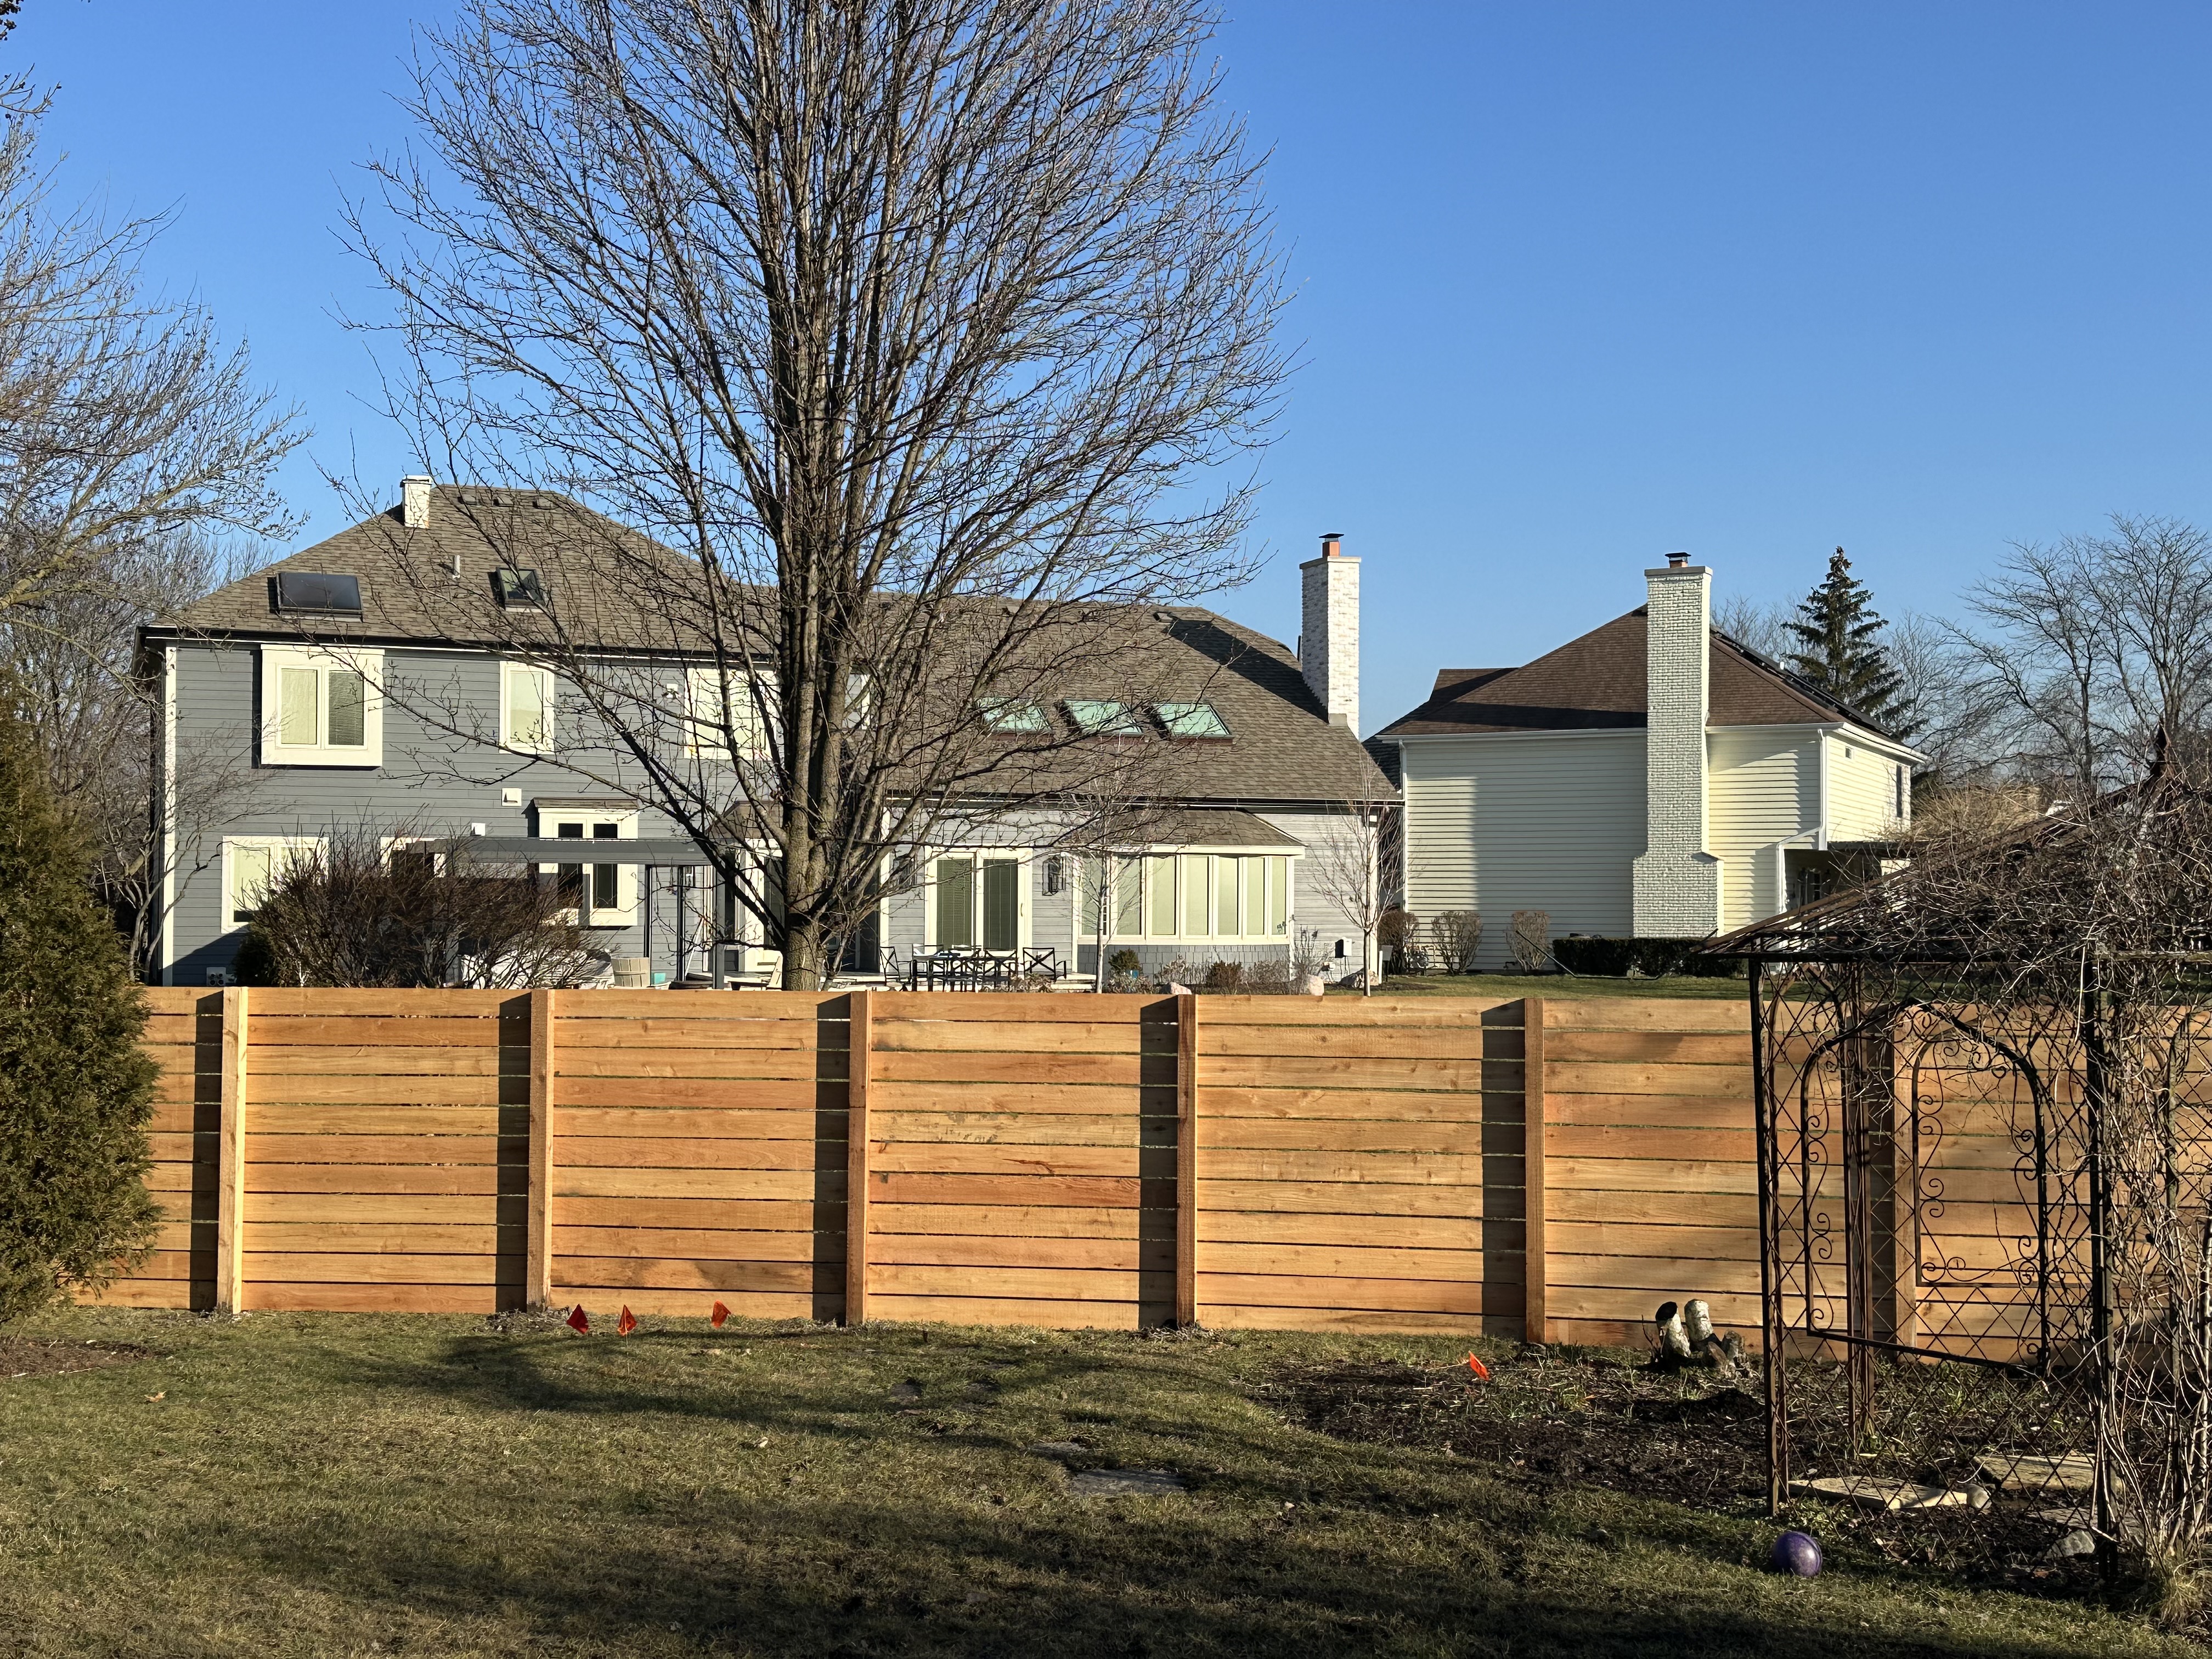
left=1769, top=1530, right=1823, bottom=1577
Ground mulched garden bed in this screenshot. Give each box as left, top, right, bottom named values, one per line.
left=1267, top=1347, right=2107, bottom=1598
left=0, top=1337, right=156, bottom=1380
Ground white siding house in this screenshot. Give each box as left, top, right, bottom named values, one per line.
left=1380, top=560, right=1923, bottom=964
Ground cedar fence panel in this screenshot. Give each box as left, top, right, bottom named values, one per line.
left=92, top=988, right=1795, bottom=1344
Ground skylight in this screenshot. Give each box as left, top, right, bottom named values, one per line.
left=273, top=571, right=362, bottom=614
left=1156, top=702, right=1230, bottom=740
left=978, top=696, right=1051, bottom=734
left=494, top=568, right=549, bottom=608
left=1064, top=699, right=1145, bottom=737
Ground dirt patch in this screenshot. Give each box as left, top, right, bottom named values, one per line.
left=1268, top=1350, right=2105, bottom=1596
left=0, top=1338, right=156, bottom=1380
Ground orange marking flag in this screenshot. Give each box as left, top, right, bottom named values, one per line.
left=616, top=1306, right=639, bottom=1336
left=567, top=1306, right=590, bottom=1334
left=710, top=1301, right=731, bottom=1329
left=1465, top=1352, right=1491, bottom=1381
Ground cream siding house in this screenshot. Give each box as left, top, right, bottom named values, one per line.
left=1378, top=559, right=1922, bottom=964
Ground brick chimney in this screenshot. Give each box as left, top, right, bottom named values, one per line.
left=1299, top=532, right=1360, bottom=733
left=1630, top=552, right=1724, bottom=937
left=401, top=475, right=433, bottom=530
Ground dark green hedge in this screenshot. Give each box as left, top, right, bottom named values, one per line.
left=1549, top=936, right=1742, bottom=979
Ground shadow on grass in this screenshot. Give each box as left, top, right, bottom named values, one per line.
left=212, top=1483, right=2105, bottom=1659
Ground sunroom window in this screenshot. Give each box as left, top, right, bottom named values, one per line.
left=930, top=853, right=1023, bottom=950
left=1079, top=853, right=1291, bottom=942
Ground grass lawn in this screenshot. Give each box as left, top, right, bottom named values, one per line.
left=1351, top=973, right=1748, bottom=1001
left=0, top=1308, right=2193, bottom=1658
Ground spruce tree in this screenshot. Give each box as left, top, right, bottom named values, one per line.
left=1785, top=546, right=1912, bottom=732
left=0, top=680, right=159, bottom=1323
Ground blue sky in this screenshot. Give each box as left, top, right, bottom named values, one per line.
left=20, top=3, right=2212, bottom=727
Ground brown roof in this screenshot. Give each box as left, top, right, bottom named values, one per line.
left=147, top=485, right=1392, bottom=806
left=1376, top=608, right=1895, bottom=740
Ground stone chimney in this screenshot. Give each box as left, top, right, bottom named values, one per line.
left=401, top=475, right=433, bottom=530
left=1630, top=552, right=1724, bottom=937
left=1300, top=532, right=1360, bottom=733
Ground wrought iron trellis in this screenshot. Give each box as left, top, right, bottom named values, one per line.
left=1742, top=950, right=2113, bottom=1534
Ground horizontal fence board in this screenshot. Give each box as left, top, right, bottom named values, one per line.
left=247, top=1017, right=520, bottom=1047
left=1548, top=1255, right=1764, bottom=1294
left=1198, top=1178, right=1500, bottom=1218
left=554, top=1256, right=830, bottom=1294
left=870, top=1020, right=1162, bottom=1053
left=247, top=1134, right=516, bottom=1166
left=245, top=1193, right=522, bottom=1224
left=1547, top=1061, right=1751, bottom=1098
left=1547, top=1031, right=1762, bottom=1065
left=1197, top=1026, right=1522, bottom=1060
left=1195, top=1211, right=1511, bottom=1251
left=868, top=1143, right=1145, bottom=1177
left=1545, top=1125, right=1757, bottom=1163
left=553, top=1227, right=830, bottom=1263
left=1198, top=1086, right=1514, bottom=1124
left=246, top=1105, right=517, bottom=1136
left=245, top=1283, right=508, bottom=1313
left=1203, top=1243, right=1499, bottom=1281
left=1196, top=996, right=1522, bottom=1025
left=867, top=1111, right=1160, bottom=1147
left=865, top=1172, right=1143, bottom=1209
left=549, top=1136, right=831, bottom=1172
left=556, top=1050, right=823, bottom=1081
left=862, top=1294, right=1145, bottom=1330
left=1544, top=1093, right=1754, bottom=1131
left=244, top=1252, right=514, bottom=1286
left=869, top=1203, right=1137, bottom=1239
left=872, top=1235, right=1164, bottom=1272
left=868, top=1082, right=1170, bottom=1115
left=552, top=1108, right=838, bottom=1139
left=554, top=1077, right=839, bottom=1110
left=869, top=1263, right=1143, bottom=1300
left=245, top=1164, right=517, bottom=1195
left=552, top=1197, right=820, bottom=1231
left=1197, top=1118, right=1498, bottom=1154
left=1545, top=1000, right=1750, bottom=1032
left=1195, top=1273, right=1502, bottom=1315
left=872, top=1051, right=1151, bottom=1086
left=552, top=1167, right=831, bottom=1200
left=1199, top=1056, right=1510, bottom=1092
left=1548, top=1158, right=1758, bottom=1195
left=1199, top=1148, right=1496, bottom=1186
left=249, top=1223, right=510, bottom=1252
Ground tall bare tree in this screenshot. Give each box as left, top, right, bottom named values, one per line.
left=1954, top=515, right=2212, bottom=799
left=0, top=83, right=302, bottom=968
left=1300, top=788, right=1391, bottom=994
left=344, top=0, right=1287, bottom=988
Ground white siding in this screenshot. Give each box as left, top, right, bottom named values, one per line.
left=1827, top=732, right=1910, bottom=842
left=1708, top=727, right=1818, bottom=930
left=1399, top=731, right=1644, bottom=965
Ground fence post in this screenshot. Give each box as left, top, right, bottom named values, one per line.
left=1177, top=991, right=1199, bottom=1327
left=215, top=985, right=249, bottom=1317
left=528, top=988, right=556, bottom=1308
left=1522, top=996, right=1547, bottom=1345
left=845, top=989, right=873, bottom=1324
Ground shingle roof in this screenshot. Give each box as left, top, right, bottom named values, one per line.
left=147, top=485, right=1391, bottom=806
left=1375, top=607, right=1900, bottom=741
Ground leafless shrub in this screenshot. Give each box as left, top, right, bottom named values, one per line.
left=1509, top=910, right=1551, bottom=972
left=240, top=822, right=606, bottom=989
left=1429, top=910, right=1482, bottom=974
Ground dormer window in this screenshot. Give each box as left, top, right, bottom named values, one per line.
left=1065, top=699, right=1144, bottom=737
left=273, top=571, right=362, bottom=614
left=1156, top=702, right=1230, bottom=740
left=493, top=568, right=548, bottom=609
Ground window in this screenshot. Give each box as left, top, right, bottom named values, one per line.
left=259, top=647, right=382, bottom=765
left=929, top=852, right=1025, bottom=950
left=978, top=696, right=1051, bottom=734
left=1064, top=699, right=1144, bottom=737
left=493, top=568, right=548, bottom=608
left=686, top=666, right=776, bottom=761
left=538, top=812, right=636, bottom=925
left=222, top=837, right=321, bottom=930
left=1895, top=764, right=1909, bottom=822
left=1155, top=702, right=1230, bottom=739
left=1080, top=852, right=1294, bottom=941
left=503, top=663, right=555, bottom=752
left=273, top=571, right=362, bottom=614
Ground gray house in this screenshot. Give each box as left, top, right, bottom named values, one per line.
left=143, top=482, right=1390, bottom=988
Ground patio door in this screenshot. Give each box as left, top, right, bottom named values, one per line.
left=932, top=854, right=1024, bottom=950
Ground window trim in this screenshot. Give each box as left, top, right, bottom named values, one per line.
left=501, top=662, right=557, bottom=754
left=536, top=809, right=640, bottom=927
left=258, top=646, right=384, bottom=766
left=921, top=848, right=1032, bottom=952
left=221, top=835, right=323, bottom=933
left=685, top=664, right=777, bottom=763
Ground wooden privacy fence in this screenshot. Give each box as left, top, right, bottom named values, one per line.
left=124, top=988, right=1756, bottom=1343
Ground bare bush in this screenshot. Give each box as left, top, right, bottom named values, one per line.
left=1509, top=910, right=1551, bottom=972
left=239, top=823, right=606, bottom=989
left=1429, top=910, right=1482, bottom=974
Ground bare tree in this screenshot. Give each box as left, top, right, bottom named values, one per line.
left=1954, top=516, right=2212, bottom=800
left=0, top=85, right=301, bottom=968
left=1301, top=791, right=1391, bottom=994
left=1713, top=594, right=1790, bottom=662
left=343, top=0, right=1288, bottom=989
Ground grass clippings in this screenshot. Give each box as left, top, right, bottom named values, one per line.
left=0, top=1307, right=2194, bottom=1658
